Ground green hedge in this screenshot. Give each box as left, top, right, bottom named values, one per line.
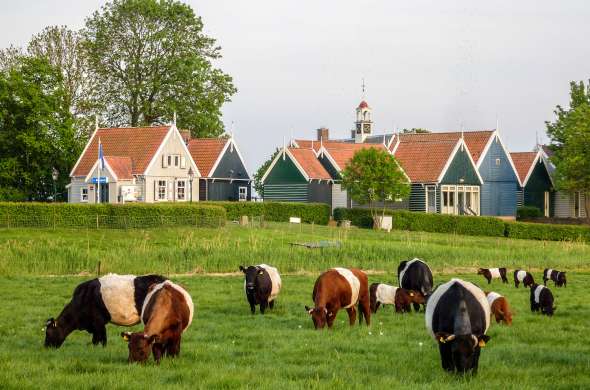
left=0, top=202, right=226, bottom=229
left=517, top=206, right=542, bottom=219
left=201, top=201, right=330, bottom=225
left=505, top=221, right=590, bottom=242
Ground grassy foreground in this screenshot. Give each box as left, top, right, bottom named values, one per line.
left=0, top=273, right=589, bottom=389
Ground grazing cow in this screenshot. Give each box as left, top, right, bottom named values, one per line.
left=485, top=291, right=513, bottom=325
left=398, top=258, right=433, bottom=311
left=477, top=268, right=508, bottom=284
left=543, top=269, right=567, bottom=287
left=369, top=283, right=425, bottom=313
left=45, top=273, right=166, bottom=348
left=530, top=284, right=555, bottom=316
left=513, top=270, right=534, bottom=288
left=239, top=264, right=282, bottom=314
left=305, top=268, right=370, bottom=329
left=121, top=281, right=194, bottom=363
left=425, top=279, right=491, bottom=374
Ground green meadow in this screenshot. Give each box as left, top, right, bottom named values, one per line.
left=0, top=224, right=589, bottom=389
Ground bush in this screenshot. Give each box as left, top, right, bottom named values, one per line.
left=0, top=202, right=226, bottom=229
left=505, top=221, right=590, bottom=242
left=201, top=201, right=330, bottom=225
left=517, top=206, right=542, bottom=219
left=333, top=208, right=505, bottom=237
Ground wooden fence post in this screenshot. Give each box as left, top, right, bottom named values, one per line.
left=96, top=215, right=99, bottom=229
left=97, top=261, right=101, bottom=277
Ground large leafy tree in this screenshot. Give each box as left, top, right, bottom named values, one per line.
left=341, top=148, right=410, bottom=222
left=82, top=0, right=236, bottom=136
left=546, top=80, right=590, bottom=223
left=0, top=57, right=78, bottom=200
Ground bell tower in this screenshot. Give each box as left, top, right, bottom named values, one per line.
left=354, top=79, right=372, bottom=143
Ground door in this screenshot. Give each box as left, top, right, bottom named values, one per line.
left=458, top=192, right=465, bottom=215
left=544, top=191, right=550, bottom=217
left=99, top=183, right=109, bottom=203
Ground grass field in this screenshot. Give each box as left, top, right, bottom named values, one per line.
left=0, top=224, right=589, bottom=389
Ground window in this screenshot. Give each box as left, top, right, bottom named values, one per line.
left=426, top=186, right=436, bottom=213
left=167, top=155, right=172, bottom=167
left=239, top=186, right=247, bottom=201
left=174, top=155, right=180, bottom=167
left=441, top=185, right=479, bottom=215
left=80, top=187, right=88, bottom=202
left=177, top=180, right=186, bottom=201
left=495, top=158, right=501, bottom=166
left=157, top=180, right=167, bottom=201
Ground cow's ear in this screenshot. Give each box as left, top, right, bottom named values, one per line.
left=148, top=335, right=158, bottom=344
left=121, top=332, right=131, bottom=342
left=478, top=334, right=491, bottom=347
left=305, top=305, right=312, bottom=314
left=239, top=266, right=246, bottom=273
left=435, top=332, right=455, bottom=344
left=409, top=291, right=414, bottom=297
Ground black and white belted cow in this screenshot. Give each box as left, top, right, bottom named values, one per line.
left=543, top=269, right=567, bottom=287
left=45, top=273, right=167, bottom=348
left=530, top=284, right=556, bottom=316
left=513, top=269, right=534, bottom=288
left=425, top=279, right=491, bottom=374
left=398, top=258, right=433, bottom=311
left=239, top=264, right=282, bottom=314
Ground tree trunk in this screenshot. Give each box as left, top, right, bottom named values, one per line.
left=585, top=191, right=590, bottom=225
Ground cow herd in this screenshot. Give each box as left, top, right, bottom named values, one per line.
left=43, top=262, right=569, bottom=375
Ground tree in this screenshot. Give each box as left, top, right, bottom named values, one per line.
left=401, top=128, right=430, bottom=134
left=546, top=80, right=590, bottom=224
left=341, top=148, right=410, bottom=223
left=82, top=0, right=236, bottom=137
left=253, top=149, right=280, bottom=197
left=0, top=57, right=78, bottom=200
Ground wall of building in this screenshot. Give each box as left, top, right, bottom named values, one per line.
left=307, top=181, right=331, bottom=205
left=409, top=183, right=428, bottom=212
left=210, top=143, right=250, bottom=180
left=207, top=180, right=251, bottom=201
left=523, top=160, right=553, bottom=215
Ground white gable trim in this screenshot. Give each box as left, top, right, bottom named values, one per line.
left=390, top=138, right=401, bottom=155
left=285, top=148, right=311, bottom=182
left=522, top=150, right=554, bottom=187
left=437, top=139, right=484, bottom=185
left=206, top=138, right=230, bottom=177
left=475, top=132, right=496, bottom=169
left=144, top=125, right=201, bottom=177
left=260, top=148, right=283, bottom=184
left=318, top=146, right=342, bottom=172
left=84, top=158, right=118, bottom=183
left=207, top=137, right=251, bottom=180
left=260, top=147, right=310, bottom=184
left=493, top=131, right=524, bottom=187
left=69, top=127, right=99, bottom=177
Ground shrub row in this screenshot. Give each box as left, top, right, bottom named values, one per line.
left=0, top=202, right=226, bottom=229
left=517, top=206, right=542, bottom=219
left=201, top=201, right=331, bottom=225
left=334, top=207, right=590, bottom=243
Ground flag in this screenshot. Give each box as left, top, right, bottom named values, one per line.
left=98, top=138, right=105, bottom=170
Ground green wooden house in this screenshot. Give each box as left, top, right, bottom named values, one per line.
left=511, top=150, right=554, bottom=217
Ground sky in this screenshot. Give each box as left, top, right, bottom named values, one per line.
left=1, top=0, right=590, bottom=174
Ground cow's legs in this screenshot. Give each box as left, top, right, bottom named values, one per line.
left=166, top=336, right=181, bottom=357
left=346, top=307, right=357, bottom=326
left=260, top=300, right=268, bottom=314
left=439, top=344, right=454, bottom=372
left=91, top=324, right=107, bottom=346
left=514, top=280, right=519, bottom=288
left=269, top=300, right=275, bottom=310
left=152, top=343, right=165, bottom=363
left=412, top=303, right=421, bottom=312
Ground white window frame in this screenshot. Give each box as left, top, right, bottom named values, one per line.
left=544, top=191, right=550, bottom=217
left=167, top=155, right=172, bottom=167
left=238, top=186, right=247, bottom=202
left=425, top=185, right=437, bottom=213
left=80, top=187, right=88, bottom=203
left=174, top=155, right=180, bottom=167
left=177, top=180, right=186, bottom=201
left=441, top=185, right=480, bottom=216
left=157, top=180, right=167, bottom=201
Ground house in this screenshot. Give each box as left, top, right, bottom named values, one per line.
left=68, top=125, right=200, bottom=203
left=540, top=145, right=587, bottom=219
left=188, top=136, right=251, bottom=201
left=260, top=147, right=333, bottom=204
left=511, top=150, right=554, bottom=217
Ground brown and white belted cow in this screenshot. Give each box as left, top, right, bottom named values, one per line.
left=121, top=281, right=194, bottom=363
left=305, top=268, right=370, bottom=329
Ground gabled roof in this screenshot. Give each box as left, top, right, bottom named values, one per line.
left=288, top=148, right=332, bottom=180
left=71, top=126, right=171, bottom=177
left=105, top=156, right=132, bottom=180
left=320, top=142, right=388, bottom=172
left=510, top=150, right=552, bottom=187
left=188, top=138, right=228, bottom=177
left=393, top=139, right=458, bottom=182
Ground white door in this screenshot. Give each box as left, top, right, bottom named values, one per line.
left=331, top=184, right=348, bottom=211
left=544, top=191, right=550, bottom=217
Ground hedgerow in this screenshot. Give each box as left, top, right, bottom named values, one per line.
left=201, top=201, right=330, bottom=225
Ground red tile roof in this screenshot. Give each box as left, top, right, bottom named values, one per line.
left=187, top=138, right=228, bottom=177
left=393, top=139, right=458, bottom=182
left=358, top=100, right=369, bottom=109
left=294, top=139, right=346, bottom=152
left=105, top=156, right=132, bottom=180
left=510, top=152, right=538, bottom=183
left=323, top=143, right=387, bottom=171
left=288, top=148, right=332, bottom=180
left=72, top=126, right=171, bottom=177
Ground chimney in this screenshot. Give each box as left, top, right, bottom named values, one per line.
left=179, top=129, right=191, bottom=144
left=317, top=127, right=329, bottom=141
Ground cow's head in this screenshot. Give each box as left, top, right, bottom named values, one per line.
left=305, top=305, right=328, bottom=329
left=435, top=332, right=491, bottom=373
left=121, top=332, right=157, bottom=363
left=476, top=268, right=485, bottom=275
left=408, top=290, right=425, bottom=305
left=240, top=265, right=264, bottom=294
left=44, top=318, right=65, bottom=348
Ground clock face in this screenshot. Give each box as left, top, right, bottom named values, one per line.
left=356, top=123, right=362, bottom=133
left=363, top=123, right=371, bottom=133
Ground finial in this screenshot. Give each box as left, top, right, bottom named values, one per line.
left=361, top=77, right=366, bottom=99
left=173, top=111, right=177, bottom=126
left=230, top=121, right=235, bottom=152
left=282, top=135, right=286, bottom=160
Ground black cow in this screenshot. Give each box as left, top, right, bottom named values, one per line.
left=425, top=279, right=491, bottom=374
left=530, top=284, right=556, bottom=316
left=543, top=269, right=567, bottom=287
left=398, top=258, right=433, bottom=311
left=239, top=264, right=282, bottom=314
left=513, top=269, right=534, bottom=288
left=45, top=273, right=166, bottom=348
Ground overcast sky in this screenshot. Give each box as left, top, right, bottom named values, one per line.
left=2, top=1, right=589, bottom=174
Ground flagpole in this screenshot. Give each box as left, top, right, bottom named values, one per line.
left=97, top=140, right=100, bottom=204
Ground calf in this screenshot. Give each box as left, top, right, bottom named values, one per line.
left=369, top=283, right=424, bottom=313
left=305, top=268, right=370, bottom=329
left=485, top=291, right=512, bottom=325
left=425, top=278, right=491, bottom=374
left=239, top=264, right=282, bottom=314
left=513, top=269, right=534, bottom=288
left=398, top=258, right=433, bottom=311
left=44, top=273, right=166, bottom=348
left=530, top=284, right=555, bottom=316
left=543, top=269, right=567, bottom=287
left=121, top=281, right=194, bottom=363
left=477, top=268, right=508, bottom=284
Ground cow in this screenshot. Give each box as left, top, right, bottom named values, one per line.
left=121, top=280, right=194, bottom=363
left=398, top=258, right=433, bottom=311
left=305, top=268, right=370, bottom=329
left=513, top=269, right=534, bottom=288
left=239, top=264, right=282, bottom=314
left=44, top=273, right=166, bottom=348
left=477, top=267, right=508, bottom=284
left=485, top=291, right=513, bottom=325
left=543, top=269, right=567, bottom=287
left=369, top=283, right=425, bottom=313
left=425, top=278, right=491, bottom=374
left=530, top=284, right=555, bottom=316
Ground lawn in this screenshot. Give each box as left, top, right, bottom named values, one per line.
left=0, top=224, right=589, bottom=389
